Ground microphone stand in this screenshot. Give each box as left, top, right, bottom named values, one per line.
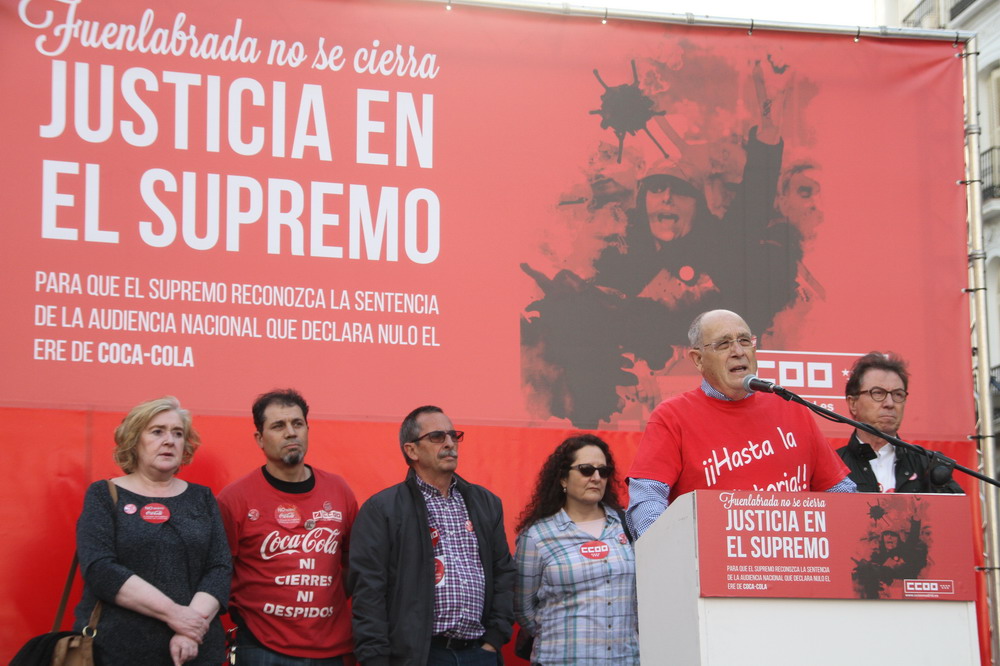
left=761, top=383, right=999, bottom=490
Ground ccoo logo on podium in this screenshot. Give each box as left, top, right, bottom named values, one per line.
left=903, top=579, right=955, bottom=597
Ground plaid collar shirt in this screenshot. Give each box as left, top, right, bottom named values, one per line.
left=416, top=475, right=487, bottom=639
left=514, top=507, right=640, bottom=664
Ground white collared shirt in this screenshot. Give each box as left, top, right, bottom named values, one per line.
left=870, top=443, right=897, bottom=492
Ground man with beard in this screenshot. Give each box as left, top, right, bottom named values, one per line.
left=349, top=405, right=515, bottom=665
left=838, top=353, right=963, bottom=493
left=626, top=309, right=855, bottom=537
left=217, top=389, right=358, bottom=665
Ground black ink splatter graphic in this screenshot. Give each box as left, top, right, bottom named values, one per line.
left=590, top=60, right=668, bottom=164
left=866, top=500, right=889, bottom=526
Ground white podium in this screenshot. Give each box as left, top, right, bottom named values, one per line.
left=635, top=491, right=981, bottom=665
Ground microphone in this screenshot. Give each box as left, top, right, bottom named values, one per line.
left=928, top=464, right=955, bottom=488
left=742, top=374, right=783, bottom=394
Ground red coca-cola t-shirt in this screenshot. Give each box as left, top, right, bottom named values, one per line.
left=218, top=467, right=357, bottom=658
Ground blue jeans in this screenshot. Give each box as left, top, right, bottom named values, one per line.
left=233, top=643, right=345, bottom=666
left=426, top=644, right=499, bottom=666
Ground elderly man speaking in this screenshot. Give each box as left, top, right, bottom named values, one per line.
left=626, top=309, right=855, bottom=537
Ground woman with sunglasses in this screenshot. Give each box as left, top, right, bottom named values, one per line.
left=513, top=434, right=639, bottom=665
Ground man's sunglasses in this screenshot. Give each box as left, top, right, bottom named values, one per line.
left=569, top=464, right=614, bottom=478
left=413, top=430, right=465, bottom=444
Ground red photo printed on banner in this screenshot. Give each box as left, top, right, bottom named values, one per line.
left=847, top=495, right=963, bottom=600
left=522, top=53, right=804, bottom=430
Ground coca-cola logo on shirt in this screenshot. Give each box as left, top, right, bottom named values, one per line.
left=260, top=526, right=342, bottom=560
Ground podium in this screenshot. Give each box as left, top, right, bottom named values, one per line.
left=636, top=491, right=980, bottom=665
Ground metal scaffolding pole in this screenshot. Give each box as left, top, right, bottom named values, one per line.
left=963, top=35, right=1000, bottom=666
left=436, top=0, right=974, bottom=42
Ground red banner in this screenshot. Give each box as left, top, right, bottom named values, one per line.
left=696, top=490, right=976, bottom=600
left=0, top=0, right=982, bottom=662
left=2, top=0, right=971, bottom=438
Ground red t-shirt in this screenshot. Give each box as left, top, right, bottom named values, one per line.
left=217, top=467, right=357, bottom=658
left=629, top=389, right=848, bottom=502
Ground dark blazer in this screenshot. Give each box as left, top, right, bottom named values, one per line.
left=837, top=432, right=965, bottom=494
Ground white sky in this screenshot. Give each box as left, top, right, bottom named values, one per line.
left=519, top=0, right=882, bottom=27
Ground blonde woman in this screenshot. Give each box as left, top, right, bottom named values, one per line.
left=73, top=397, right=230, bottom=665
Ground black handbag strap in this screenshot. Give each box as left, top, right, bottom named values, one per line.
left=615, top=507, right=634, bottom=543
left=51, top=552, right=79, bottom=632
left=52, top=480, right=118, bottom=632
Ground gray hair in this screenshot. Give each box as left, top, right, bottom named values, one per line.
left=398, top=405, right=444, bottom=466
left=687, top=312, right=708, bottom=347
left=688, top=309, right=751, bottom=348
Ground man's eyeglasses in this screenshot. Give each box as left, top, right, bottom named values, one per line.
left=413, top=430, right=465, bottom=444
left=855, top=387, right=908, bottom=404
left=569, top=464, right=614, bottom=478
left=697, top=336, right=757, bottom=353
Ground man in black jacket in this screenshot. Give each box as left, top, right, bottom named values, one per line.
left=837, top=352, right=963, bottom=494
left=349, top=405, right=515, bottom=666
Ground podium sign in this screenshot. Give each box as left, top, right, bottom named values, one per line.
left=636, top=491, right=980, bottom=665
left=695, top=490, right=975, bottom=601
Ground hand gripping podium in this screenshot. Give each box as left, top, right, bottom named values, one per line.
left=635, top=490, right=980, bottom=665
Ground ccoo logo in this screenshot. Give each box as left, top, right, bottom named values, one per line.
left=580, top=540, right=610, bottom=560
left=903, top=579, right=954, bottom=595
